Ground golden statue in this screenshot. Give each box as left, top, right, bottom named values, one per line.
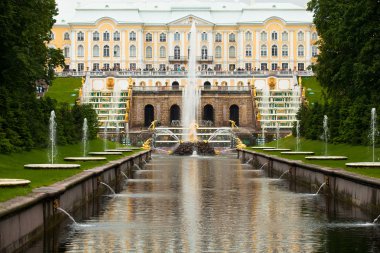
left=79, top=87, right=82, bottom=97
left=124, top=113, right=129, bottom=122
left=128, top=77, right=133, bottom=87
left=229, top=120, right=238, bottom=129
left=302, top=88, right=306, bottom=97
left=298, top=76, right=302, bottom=85
left=268, top=77, right=276, bottom=90
left=142, top=138, right=152, bottom=150
left=106, top=78, right=115, bottom=89
left=235, top=137, right=246, bottom=149
left=256, top=112, right=261, bottom=121
left=81, top=76, right=85, bottom=85
left=148, top=120, right=157, bottom=131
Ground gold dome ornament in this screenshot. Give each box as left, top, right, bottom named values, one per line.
left=268, top=77, right=276, bottom=90
left=106, top=78, right=115, bottom=89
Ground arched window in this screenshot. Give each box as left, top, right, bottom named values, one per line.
left=146, top=33, right=152, bottom=42
left=113, top=31, right=120, bottom=41
left=93, top=31, right=99, bottom=41
left=215, top=46, right=222, bottom=58
left=64, top=32, right=70, bottom=40
left=174, top=46, right=180, bottom=59
left=271, top=31, right=278, bottom=41
left=172, top=81, right=179, bottom=90
left=260, top=31, right=267, bottom=41
left=146, top=46, right=152, bottom=58
left=312, top=46, right=318, bottom=57
left=204, top=81, right=211, bottom=90
left=103, top=31, right=110, bottom=41
left=77, top=45, right=84, bottom=57
left=245, top=45, right=252, bottom=57
left=130, top=45, right=136, bottom=57
left=129, top=31, right=136, bottom=41
left=203, top=104, right=214, bottom=122
left=261, top=45, right=267, bottom=56
left=170, top=105, right=181, bottom=123
left=272, top=45, right=278, bottom=56
left=144, top=105, right=154, bottom=127
left=201, top=46, right=208, bottom=59
left=103, top=45, right=110, bottom=57
left=298, top=45, right=304, bottom=57
left=160, top=33, right=166, bottom=42
left=93, top=45, right=99, bottom=57
left=246, top=31, right=252, bottom=41
left=215, top=33, right=222, bottom=42
left=312, top=32, right=318, bottom=40
left=229, top=46, right=236, bottom=58
left=298, top=31, right=304, bottom=41
left=77, top=31, right=84, bottom=41
left=202, top=32, right=208, bottom=41
left=113, top=45, right=120, bottom=57
left=229, top=33, right=236, bottom=42
left=64, top=46, right=70, bottom=58
left=282, top=45, right=288, bottom=57
left=229, top=104, right=239, bottom=126
left=174, top=32, right=180, bottom=41
left=282, top=31, right=288, bottom=41
left=160, top=46, right=166, bottom=58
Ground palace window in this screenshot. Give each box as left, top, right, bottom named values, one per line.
left=103, top=45, right=110, bottom=57
left=245, top=45, right=252, bottom=57
left=77, top=63, right=84, bottom=72
left=103, top=31, right=110, bottom=41
left=271, top=31, right=278, bottom=41
left=64, top=32, right=70, bottom=40
left=282, top=45, right=288, bottom=56
left=215, top=33, right=222, bottom=42
left=282, top=63, right=289, bottom=70
left=215, top=46, right=222, bottom=58
left=93, top=31, right=99, bottom=41
left=298, top=45, right=304, bottom=57
left=77, top=45, right=84, bottom=57
left=93, top=63, right=99, bottom=71
left=229, top=33, right=235, bottom=42
left=298, top=63, right=304, bottom=71
left=113, top=31, right=120, bottom=41
left=201, top=46, right=208, bottom=59
left=77, top=31, right=84, bottom=41
left=146, top=46, right=152, bottom=58
left=246, top=31, right=252, bottom=41
left=93, top=45, right=99, bottom=57
left=312, top=46, right=318, bottom=57
left=272, top=45, right=278, bottom=57
left=261, top=45, right=267, bottom=56
left=160, top=33, right=166, bottom=42
left=146, top=33, right=152, bottom=42
left=160, top=46, right=166, bottom=58
left=113, top=45, right=120, bottom=57
left=229, top=46, right=236, bottom=58
left=282, top=31, right=288, bottom=41
left=271, top=63, right=278, bottom=70
left=298, top=31, right=304, bottom=41
left=129, top=31, right=136, bottom=41
left=174, top=32, right=180, bottom=41
left=202, top=32, right=208, bottom=41
left=312, top=32, right=318, bottom=41
left=260, top=31, right=267, bottom=41
left=130, top=45, right=136, bottom=57
left=114, top=63, right=120, bottom=70
left=64, top=46, right=70, bottom=58
left=174, top=46, right=180, bottom=59
left=103, top=63, right=110, bottom=70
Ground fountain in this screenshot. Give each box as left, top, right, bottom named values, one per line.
left=258, top=163, right=268, bottom=170
left=121, top=171, right=128, bottom=180
left=373, top=214, right=380, bottom=223
left=281, top=120, right=315, bottom=155
left=64, top=118, right=107, bottom=161
left=100, top=182, right=116, bottom=196
left=278, top=170, right=290, bottom=179
left=25, top=111, right=81, bottom=169
left=306, top=115, right=347, bottom=160
left=245, top=158, right=253, bottom=165
left=57, top=207, right=77, bottom=225
left=315, top=182, right=327, bottom=195
left=104, top=122, right=108, bottom=151
left=347, top=108, right=380, bottom=167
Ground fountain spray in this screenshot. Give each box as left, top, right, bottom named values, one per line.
left=49, top=111, right=57, bottom=164
left=82, top=118, right=88, bottom=157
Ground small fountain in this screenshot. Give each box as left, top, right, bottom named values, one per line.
left=306, top=115, right=347, bottom=160
left=258, top=163, right=268, bottom=170
left=57, top=207, right=77, bottom=225
left=263, top=124, right=291, bottom=152
left=64, top=118, right=107, bottom=161
left=347, top=108, right=380, bottom=168
left=100, top=182, right=116, bottom=196
left=121, top=171, right=128, bottom=180
left=373, top=214, right=380, bottom=224
left=103, top=122, right=108, bottom=151
left=315, top=182, right=327, bottom=195
left=25, top=111, right=81, bottom=169
left=278, top=170, right=290, bottom=179
left=133, top=164, right=142, bottom=171
left=245, top=158, right=253, bottom=165
left=281, top=120, right=315, bottom=155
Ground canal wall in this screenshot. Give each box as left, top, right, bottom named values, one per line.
left=238, top=149, right=380, bottom=213
left=0, top=150, right=151, bottom=253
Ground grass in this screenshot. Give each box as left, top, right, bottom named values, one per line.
left=302, top=76, right=324, bottom=105
left=46, top=77, right=82, bottom=104
left=247, top=136, right=380, bottom=179
left=0, top=139, right=142, bottom=202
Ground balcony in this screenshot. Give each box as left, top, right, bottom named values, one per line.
left=168, top=56, right=188, bottom=62
left=197, top=56, right=213, bottom=62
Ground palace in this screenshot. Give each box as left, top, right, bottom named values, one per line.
left=50, top=0, right=315, bottom=144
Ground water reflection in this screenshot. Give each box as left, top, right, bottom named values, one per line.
left=53, top=156, right=380, bottom=252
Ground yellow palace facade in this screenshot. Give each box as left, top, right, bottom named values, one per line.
left=50, top=1, right=318, bottom=73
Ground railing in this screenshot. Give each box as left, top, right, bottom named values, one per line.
left=197, top=56, right=213, bottom=62
left=132, top=86, right=250, bottom=92
left=168, top=56, right=188, bottom=62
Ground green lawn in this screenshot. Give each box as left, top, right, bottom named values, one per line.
left=247, top=136, right=380, bottom=179
left=302, top=76, right=324, bottom=105
left=0, top=139, right=142, bottom=202
left=46, top=77, right=82, bottom=104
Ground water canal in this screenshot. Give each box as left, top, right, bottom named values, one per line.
left=29, top=154, right=380, bottom=252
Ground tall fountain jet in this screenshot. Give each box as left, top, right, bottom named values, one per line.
left=182, top=21, right=200, bottom=142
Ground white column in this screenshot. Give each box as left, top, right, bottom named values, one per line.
left=138, top=29, right=144, bottom=69
left=290, top=30, right=294, bottom=69
left=168, top=31, right=173, bottom=58
left=208, top=31, right=213, bottom=56
left=70, top=31, right=76, bottom=69
left=238, top=30, right=244, bottom=68
left=255, top=30, right=260, bottom=69
left=305, top=31, right=311, bottom=67
left=87, top=31, right=91, bottom=70
left=182, top=31, right=185, bottom=57
left=154, top=32, right=158, bottom=68
left=121, top=30, right=126, bottom=69
left=223, top=32, right=228, bottom=70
